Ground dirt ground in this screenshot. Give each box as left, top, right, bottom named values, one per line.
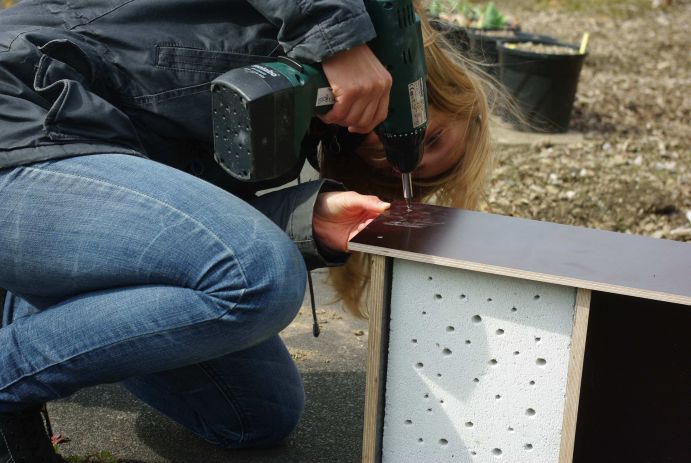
left=480, top=0, right=690, bottom=241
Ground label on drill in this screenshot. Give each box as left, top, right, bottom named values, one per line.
left=244, top=65, right=292, bottom=91
left=247, top=64, right=280, bottom=78
left=408, top=77, right=427, bottom=128
left=316, top=87, right=335, bottom=107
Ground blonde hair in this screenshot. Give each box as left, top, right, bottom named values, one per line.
left=320, top=6, right=496, bottom=318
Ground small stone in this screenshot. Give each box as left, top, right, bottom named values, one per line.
left=669, top=228, right=691, bottom=238
left=654, top=161, right=676, bottom=171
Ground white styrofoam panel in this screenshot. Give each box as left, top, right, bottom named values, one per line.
left=382, top=260, right=576, bottom=463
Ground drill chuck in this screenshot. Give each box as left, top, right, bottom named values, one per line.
left=378, top=127, right=426, bottom=174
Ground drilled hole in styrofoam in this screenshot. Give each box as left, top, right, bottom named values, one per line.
left=495, top=394, right=502, bottom=400
left=439, top=438, right=448, bottom=446
left=460, top=294, right=468, bottom=302
left=489, top=359, right=498, bottom=366
left=423, top=393, right=429, bottom=398
left=526, top=408, right=536, bottom=417
left=465, top=339, right=472, bottom=344
left=496, top=328, right=505, bottom=335
left=534, top=294, right=541, bottom=300
left=508, top=427, right=515, bottom=432
left=492, top=448, right=503, bottom=457
left=446, top=326, right=455, bottom=332
left=487, top=297, right=493, bottom=302
left=442, top=348, right=452, bottom=356
left=535, top=336, right=542, bottom=343
left=471, top=315, right=482, bottom=323
left=465, top=421, right=474, bottom=428
left=536, top=358, right=547, bottom=367
left=404, top=419, right=412, bottom=425
left=524, top=443, right=534, bottom=451
left=411, top=338, right=417, bottom=343
left=415, top=362, right=423, bottom=368
left=473, top=377, right=480, bottom=383
left=511, top=306, right=518, bottom=312
left=530, top=380, right=536, bottom=386
left=434, top=294, right=443, bottom=300
left=514, top=351, right=520, bottom=355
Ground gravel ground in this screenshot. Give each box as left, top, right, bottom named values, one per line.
left=482, top=0, right=691, bottom=241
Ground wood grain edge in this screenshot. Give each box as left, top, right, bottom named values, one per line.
left=559, top=288, right=592, bottom=463
left=347, top=243, right=691, bottom=306
left=362, top=255, right=390, bottom=463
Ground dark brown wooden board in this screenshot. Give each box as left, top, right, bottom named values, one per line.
left=349, top=202, right=691, bottom=306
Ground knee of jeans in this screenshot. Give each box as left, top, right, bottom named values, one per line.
left=234, top=233, right=307, bottom=328
left=213, top=388, right=305, bottom=450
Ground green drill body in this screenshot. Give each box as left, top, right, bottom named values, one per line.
left=211, top=0, right=428, bottom=199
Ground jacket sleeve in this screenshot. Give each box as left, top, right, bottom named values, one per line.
left=249, top=179, right=350, bottom=270
left=246, top=0, right=376, bottom=63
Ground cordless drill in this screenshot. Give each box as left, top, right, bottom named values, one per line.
left=210, top=0, right=428, bottom=208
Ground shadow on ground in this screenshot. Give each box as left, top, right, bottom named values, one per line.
left=52, top=370, right=365, bottom=463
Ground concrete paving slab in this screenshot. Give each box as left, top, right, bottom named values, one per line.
left=492, top=117, right=584, bottom=145
left=49, top=269, right=369, bottom=463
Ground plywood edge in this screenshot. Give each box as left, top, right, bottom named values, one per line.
left=347, top=243, right=691, bottom=306
left=362, top=255, right=390, bottom=463
left=559, top=288, right=592, bottom=463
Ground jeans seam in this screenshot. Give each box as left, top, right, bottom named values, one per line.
left=20, top=165, right=250, bottom=299
left=0, top=298, right=226, bottom=392
left=197, top=362, right=248, bottom=446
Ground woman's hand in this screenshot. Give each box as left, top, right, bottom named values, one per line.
left=313, top=191, right=390, bottom=253
left=320, top=44, right=392, bottom=134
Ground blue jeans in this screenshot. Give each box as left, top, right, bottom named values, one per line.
left=0, top=154, right=307, bottom=448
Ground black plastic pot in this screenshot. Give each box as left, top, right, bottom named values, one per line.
left=498, top=41, right=586, bottom=133
left=429, top=19, right=471, bottom=55
left=466, top=28, right=556, bottom=77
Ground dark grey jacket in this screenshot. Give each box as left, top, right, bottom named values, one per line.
left=0, top=0, right=376, bottom=267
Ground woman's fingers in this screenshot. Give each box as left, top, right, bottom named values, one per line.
left=313, top=191, right=390, bottom=252
left=321, top=44, right=392, bottom=133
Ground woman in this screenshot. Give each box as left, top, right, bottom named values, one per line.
left=0, top=1, right=494, bottom=461
left=320, top=15, right=494, bottom=317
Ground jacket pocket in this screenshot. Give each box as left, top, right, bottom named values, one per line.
left=155, top=45, right=279, bottom=75
left=122, top=44, right=280, bottom=106
left=32, top=38, right=141, bottom=148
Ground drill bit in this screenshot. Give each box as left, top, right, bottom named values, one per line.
left=401, top=172, right=413, bottom=211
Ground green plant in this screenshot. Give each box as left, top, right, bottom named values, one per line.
left=428, top=1, right=509, bottom=29
left=479, top=2, right=506, bottom=28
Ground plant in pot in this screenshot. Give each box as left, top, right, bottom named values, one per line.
left=428, top=2, right=553, bottom=78
left=497, top=40, right=588, bottom=133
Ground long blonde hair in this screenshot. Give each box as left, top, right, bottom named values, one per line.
left=320, top=6, right=496, bottom=318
